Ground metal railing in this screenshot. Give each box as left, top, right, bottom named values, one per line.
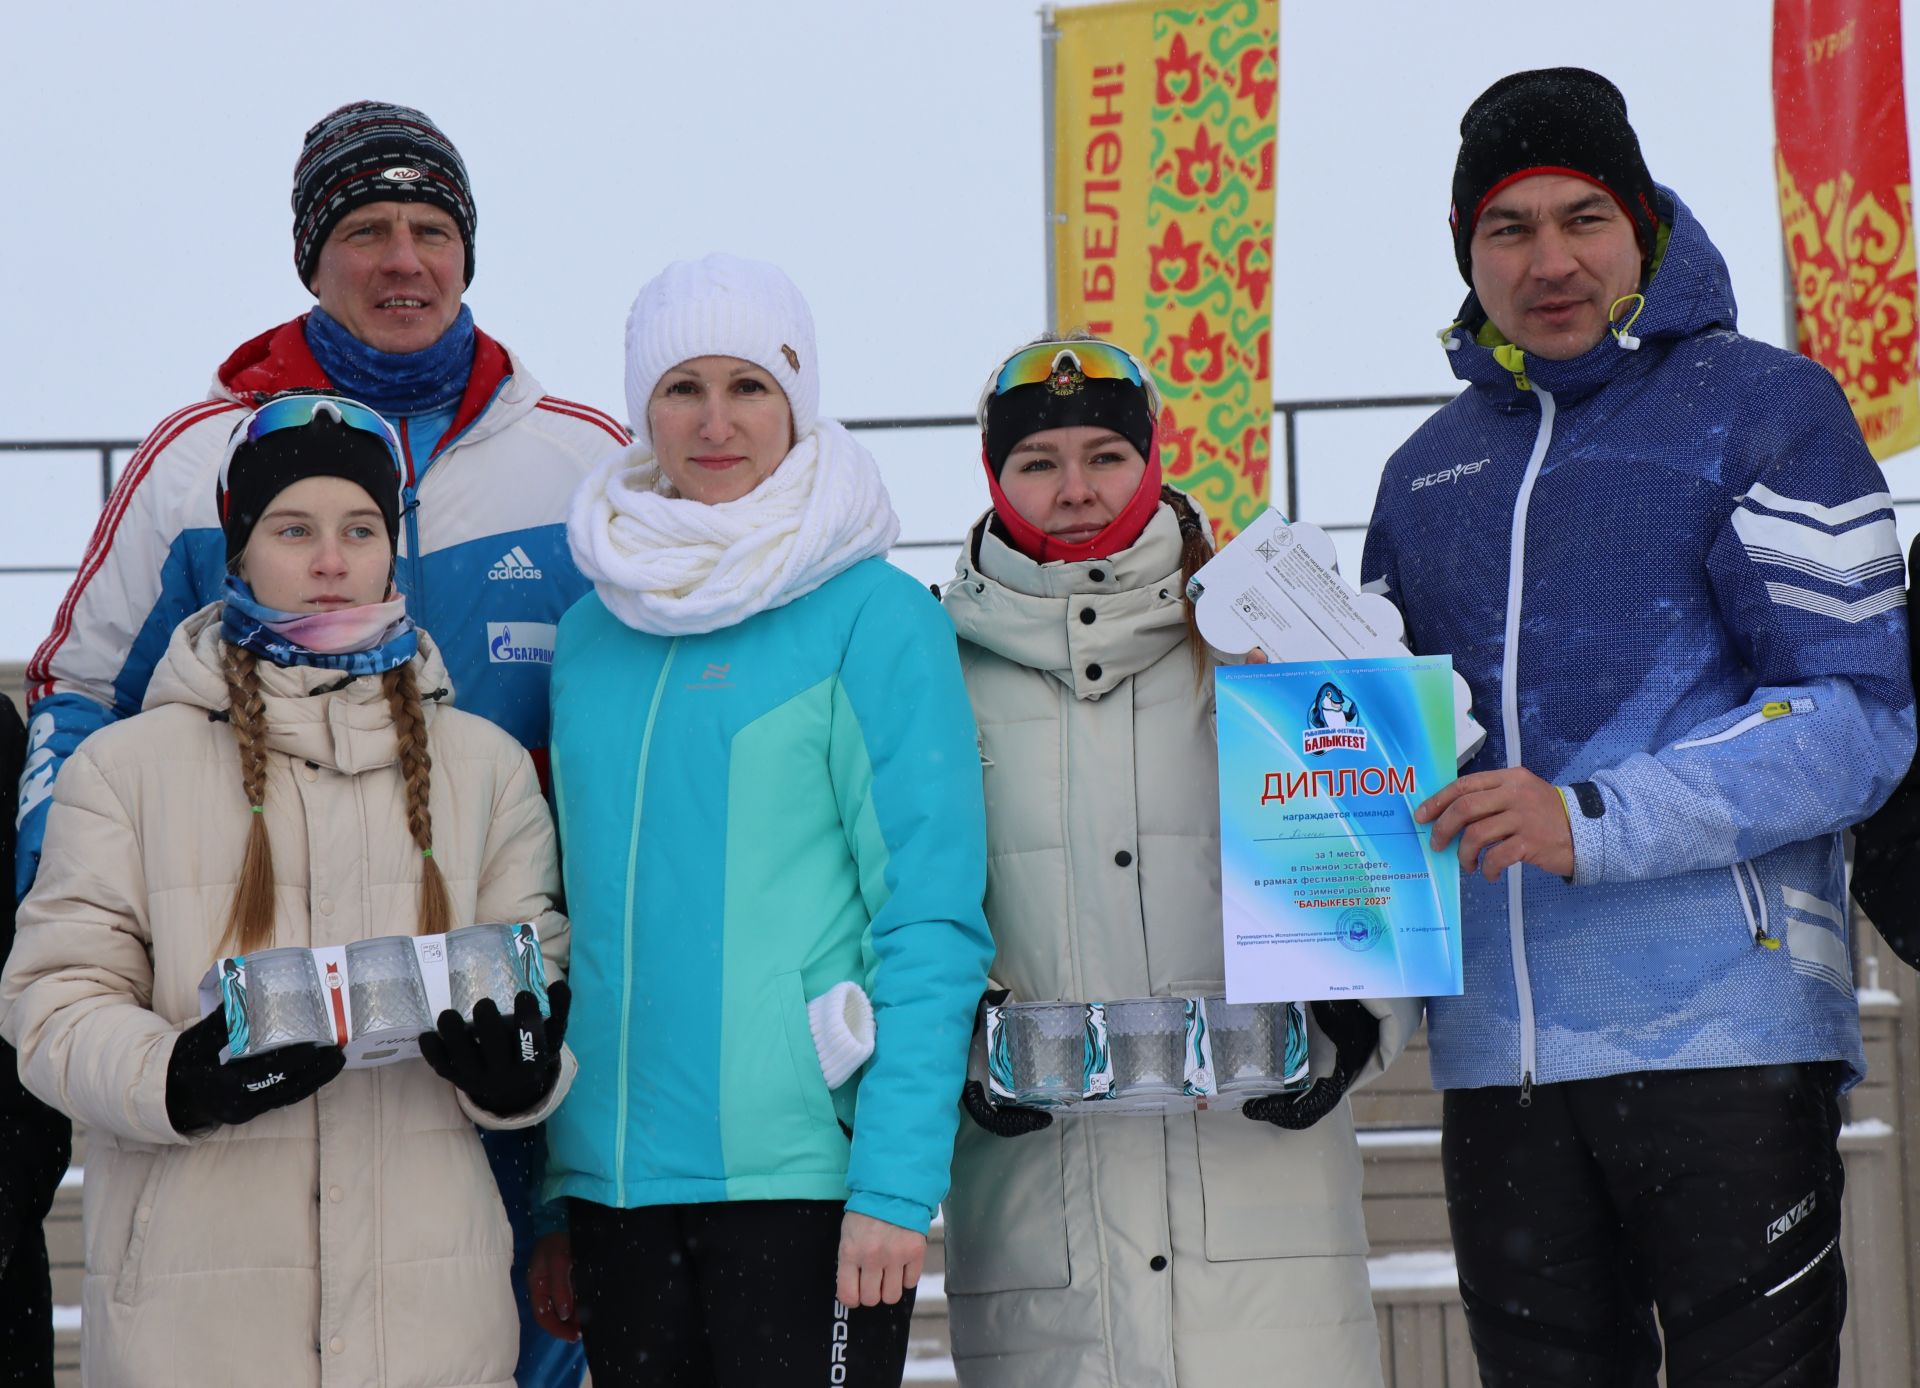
left=1, top=441, right=126, bottom=575
left=17, top=390, right=1920, bottom=577
left=0, top=392, right=1447, bottom=574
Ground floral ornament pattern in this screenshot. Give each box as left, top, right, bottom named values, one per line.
left=1772, top=0, right=1918, bottom=460
left=1142, top=0, right=1277, bottom=540
left=1777, top=156, right=1918, bottom=458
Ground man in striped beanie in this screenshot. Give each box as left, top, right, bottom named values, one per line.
left=18, top=99, right=625, bottom=1388
left=291, top=102, right=477, bottom=361
left=293, top=101, right=478, bottom=292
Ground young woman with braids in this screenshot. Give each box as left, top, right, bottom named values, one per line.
left=0, top=396, right=573, bottom=1388
left=938, top=338, right=1421, bottom=1387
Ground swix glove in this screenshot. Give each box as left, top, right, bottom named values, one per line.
left=165, top=1008, right=345, bottom=1135
left=419, top=981, right=570, bottom=1117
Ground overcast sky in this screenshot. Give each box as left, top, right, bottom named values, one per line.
left=5, top=0, right=1920, bottom=655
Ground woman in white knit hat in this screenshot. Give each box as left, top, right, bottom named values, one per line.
left=534, top=254, right=993, bottom=1386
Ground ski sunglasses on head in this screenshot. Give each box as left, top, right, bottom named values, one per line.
left=218, top=394, right=405, bottom=503
left=976, top=340, right=1160, bottom=423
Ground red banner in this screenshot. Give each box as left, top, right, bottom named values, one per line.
left=1773, top=0, right=1919, bottom=459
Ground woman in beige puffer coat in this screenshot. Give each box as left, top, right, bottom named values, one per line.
left=940, top=339, right=1420, bottom=1387
left=0, top=399, right=573, bottom=1388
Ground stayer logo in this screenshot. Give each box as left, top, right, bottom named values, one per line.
left=1411, top=459, right=1488, bottom=492
left=1767, top=1191, right=1816, bottom=1244
left=380, top=166, right=424, bottom=183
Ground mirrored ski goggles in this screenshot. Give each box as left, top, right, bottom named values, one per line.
left=218, top=394, right=405, bottom=493
left=977, top=340, right=1159, bottom=420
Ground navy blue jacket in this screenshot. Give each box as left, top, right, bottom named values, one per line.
left=1363, top=188, right=1914, bottom=1091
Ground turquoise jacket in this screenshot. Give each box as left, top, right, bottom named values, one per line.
left=544, top=559, right=992, bottom=1233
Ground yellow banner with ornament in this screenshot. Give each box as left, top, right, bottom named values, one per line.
left=1049, top=0, right=1279, bottom=540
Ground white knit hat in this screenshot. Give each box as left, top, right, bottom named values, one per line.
left=623, top=253, right=820, bottom=452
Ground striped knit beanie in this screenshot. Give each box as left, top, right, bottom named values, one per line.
left=292, top=101, right=477, bottom=288
left=623, top=255, right=819, bottom=452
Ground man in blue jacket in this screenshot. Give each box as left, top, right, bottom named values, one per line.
left=16, top=101, right=620, bottom=1388
left=1364, top=68, right=1915, bottom=1385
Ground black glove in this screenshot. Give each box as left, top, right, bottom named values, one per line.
left=960, top=989, right=1052, bottom=1139
left=165, top=1008, right=345, bottom=1135
left=1853, top=778, right=1920, bottom=969
left=1244, top=1000, right=1378, bottom=1132
left=419, top=981, right=570, bottom=1118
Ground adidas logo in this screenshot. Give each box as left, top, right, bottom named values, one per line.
left=488, top=546, right=543, bottom=581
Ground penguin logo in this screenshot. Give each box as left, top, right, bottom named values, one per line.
left=1309, top=682, right=1358, bottom=731
left=1301, top=682, right=1368, bottom=755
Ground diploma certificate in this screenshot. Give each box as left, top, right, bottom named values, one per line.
left=1216, top=656, right=1464, bottom=1003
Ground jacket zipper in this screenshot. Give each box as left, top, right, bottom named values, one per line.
left=1731, top=861, right=1777, bottom=947
left=1503, top=385, right=1556, bottom=1105
left=615, top=638, right=680, bottom=1204
left=398, top=419, right=425, bottom=607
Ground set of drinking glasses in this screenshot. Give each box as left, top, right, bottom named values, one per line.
left=215, top=922, right=547, bottom=1066
left=987, top=994, right=1310, bottom=1113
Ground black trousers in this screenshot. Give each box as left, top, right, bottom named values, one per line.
left=1444, top=1063, right=1848, bottom=1388
left=0, top=1081, right=69, bottom=1388
left=569, top=1198, right=916, bottom=1388
left=0, top=1229, right=54, bottom=1387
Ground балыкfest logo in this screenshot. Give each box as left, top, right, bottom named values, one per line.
left=1302, top=681, right=1366, bottom=756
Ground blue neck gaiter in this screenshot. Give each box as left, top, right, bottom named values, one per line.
left=305, top=304, right=476, bottom=418
left=221, top=576, right=419, bottom=677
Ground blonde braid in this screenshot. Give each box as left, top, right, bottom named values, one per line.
left=219, top=644, right=279, bottom=956
left=382, top=665, right=453, bottom=936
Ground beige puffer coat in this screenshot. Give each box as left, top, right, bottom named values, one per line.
left=0, top=607, right=574, bottom=1388
left=940, top=505, right=1420, bottom=1388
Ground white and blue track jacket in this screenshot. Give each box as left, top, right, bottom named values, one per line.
left=1363, top=188, right=1915, bottom=1093
left=16, top=316, right=628, bottom=895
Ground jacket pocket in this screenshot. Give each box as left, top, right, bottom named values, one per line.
left=1195, top=1106, right=1367, bottom=1262
left=110, top=1147, right=172, bottom=1306
left=777, top=970, right=841, bottom=1132
left=942, top=1119, right=1071, bottom=1294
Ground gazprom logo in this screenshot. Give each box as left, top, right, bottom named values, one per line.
left=487, top=622, right=556, bottom=665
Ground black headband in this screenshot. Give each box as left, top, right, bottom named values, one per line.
left=983, top=377, right=1156, bottom=477
left=219, top=414, right=403, bottom=567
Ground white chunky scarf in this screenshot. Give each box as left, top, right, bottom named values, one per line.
left=567, top=420, right=901, bottom=636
